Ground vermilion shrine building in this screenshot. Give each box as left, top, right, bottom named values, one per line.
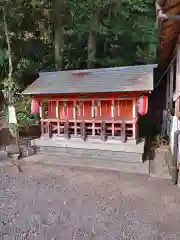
left=23, top=65, right=156, bottom=163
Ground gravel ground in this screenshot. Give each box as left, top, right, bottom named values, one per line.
left=0, top=163, right=180, bottom=240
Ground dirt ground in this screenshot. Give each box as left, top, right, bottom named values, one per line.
left=0, top=163, right=180, bottom=240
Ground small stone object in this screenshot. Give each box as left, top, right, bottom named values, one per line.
left=6, top=144, right=35, bottom=158
left=10, top=153, right=21, bottom=160
left=89, top=229, right=97, bottom=240
left=6, top=145, right=19, bottom=155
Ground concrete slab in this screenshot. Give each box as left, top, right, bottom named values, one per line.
left=150, top=147, right=171, bottom=180
left=24, top=154, right=149, bottom=174
left=32, top=137, right=145, bottom=154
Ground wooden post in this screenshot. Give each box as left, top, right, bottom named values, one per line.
left=78, top=104, right=80, bottom=117
left=118, top=100, right=120, bottom=116
left=132, top=99, right=136, bottom=140
left=15, top=124, right=20, bottom=155
left=92, top=100, right=95, bottom=136
left=56, top=100, right=59, bottom=119
left=80, top=121, right=86, bottom=141
left=47, top=121, right=52, bottom=138
left=73, top=100, right=77, bottom=136
left=121, top=121, right=126, bottom=142
left=73, top=100, right=76, bottom=119
left=91, top=100, right=95, bottom=118
left=57, top=121, right=60, bottom=136
left=41, top=120, right=44, bottom=136
left=92, top=121, right=95, bottom=136
left=99, top=100, right=101, bottom=117
left=101, top=120, right=106, bottom=141
left=14, top=123, right=22, bottom=171
left=82, top=101, right=85, bottom=117
left=39, top=101, right=44, bottom=137
left=62, top=102, right=65, bottom=117
left=111, top=99, right=114, bottom=118
left=64, top=120, right=69, bottom=139
left=39, top=100, right=43, bottom=118
left=112, top=98, right=115, bottom=137
left=169, top=65, right=173, bottom=109
left=166, top=71, right=170, bottom=109
left=67, top=102, right=69, bottom=117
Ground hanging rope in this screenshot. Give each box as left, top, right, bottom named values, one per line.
left=155, top=53, right=178, bottom=88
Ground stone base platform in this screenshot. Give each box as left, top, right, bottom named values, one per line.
left=24, top=154, right=149, bottom=174
left=31, top=137, right=145, bottom=163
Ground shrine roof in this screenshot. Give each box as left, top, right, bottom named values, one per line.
left=23, top=64, right=157, bottom=95
left=156, top=0, right=180, bottom=69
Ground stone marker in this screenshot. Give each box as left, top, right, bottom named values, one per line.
left=6, top=144, right=35, bottom=158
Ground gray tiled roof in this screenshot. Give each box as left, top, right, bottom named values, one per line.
left=23, top=64, right=157, bottom=95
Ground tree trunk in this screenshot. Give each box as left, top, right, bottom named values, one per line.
left=87, top=31, right=96, bottom=69
left=53, top=0, right=64, bottom=69
left=54, top=26, right=64, bottom=69
left=3, top=6, right=21, bottom=168
left=3, top=7, right=13, bottom=105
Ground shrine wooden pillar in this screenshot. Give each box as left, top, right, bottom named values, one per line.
left=39, top=100, right=44, bottom=136
left=73, top=100, right=76, bottom=119
left=64, top=120, right=69, bottom=139
left=92, top=100, right=95, bottom=136
left=56, top=100, right=59, bottom=119
left=132, top=98, right=137, bottom=140
left=99, top=100, right=102, bottom=117
left=101, top=120, right=106, bottom=141
left=73, top=100, right=77, bottom=136
left=56, top=100, right=61, bottom=136
left=47, top=120, right=52, bottom=138
left=39, top=100, right=43, bottom=118
left=111, top=98, right=115, bottom=137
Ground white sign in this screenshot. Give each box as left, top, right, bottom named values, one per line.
left=8, top=106, right=17, bottom=124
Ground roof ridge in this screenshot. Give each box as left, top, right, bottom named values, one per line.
left=39, top=64, right=157, bottom=75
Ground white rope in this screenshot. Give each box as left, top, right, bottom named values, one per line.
left=155, top=53, right=178, bottom=88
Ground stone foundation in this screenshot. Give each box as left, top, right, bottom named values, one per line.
left=32, top=137, right=145, bottom=163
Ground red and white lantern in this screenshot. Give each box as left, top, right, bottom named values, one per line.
left=31, top=99, right=39, bottom=114
left=138, top=95, right=148, bottom=116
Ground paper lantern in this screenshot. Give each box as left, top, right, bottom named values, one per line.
left=31, top=99, right=39, bottom=114
left=138, top=95, right=148, bottom=116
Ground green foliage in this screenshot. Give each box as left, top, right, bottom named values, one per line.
left=0, top=49, right=8, bottom=66
left=16, top=98, right=40, bottom=126
left=0, top=0, right=156, bottom=134
left=2, top=77, right=20, bottom=102
left=0, top=0, right=156, bottom=85
left=3, top=97, right=40, bottom=127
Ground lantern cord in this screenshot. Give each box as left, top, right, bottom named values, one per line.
left=155, top=53, right=178, bottom=88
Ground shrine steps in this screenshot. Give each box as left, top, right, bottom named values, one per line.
left=32, top=137, right=145, bottom=164
left=24, top=154, right=149, bottom=175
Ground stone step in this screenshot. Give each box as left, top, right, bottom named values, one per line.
left=25, top=154, right=149, bottom=174
left=37, top=145, right=143, bottom=163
